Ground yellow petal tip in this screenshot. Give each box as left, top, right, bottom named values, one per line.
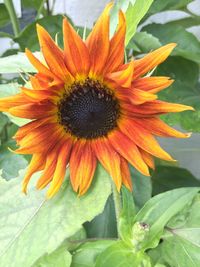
left=185, top=132, right=192, bottom=138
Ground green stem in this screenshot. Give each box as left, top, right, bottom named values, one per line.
left=111, top=182, right=122, bottom=237
left=35, top=0, right=46, bottom=20
left=46, top=0, right=50, bottom=15
left=4, top=0, right=20, bottom=37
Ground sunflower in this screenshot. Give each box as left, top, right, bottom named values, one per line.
left=0, top=3, right=193, bottom=198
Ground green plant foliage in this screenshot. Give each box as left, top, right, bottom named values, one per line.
left=0, top=113, right=8, bottom=136
left=143, top=23, right=200, bottom=64
left=71, top=240, right=115, bottom=267
left=127, top=31, right=161, bottom=53
left=0, top=165, right=111, bottom=267
left=85, top=196, right=118, bottom=238
left=33, top=228, right=86, bottom=267
left=147, top=0, right=193, bottom=16
left=130, top=166, right=152, bottom=209
left=15, top=15, right=64, bottom=51
left=95, top=241, right=152, bottom=267
left=119, top=187, right=136, bottom=246
left=149, top=194, right=200, bottom=267
left=0, top=3, right=10, bottom=28
left=169, top=16, right=200, bottom=28
left=152, top=166, right=200, bottom=195
left=134, top=187, right=199, bottom=250
left=110, top=0, right=154, bottom=44
left=0, top=82, right=19, bottom=97
left=21, top=0, right=46, bottom=15
left=125, top=0, right=154, bottom=45
left=155, top=56, right=200, bottom=132
left=0, top=142, right=28, bottom=180
left=32, top=247, right=72, bottom=267
left=0, top=53, right=36, bottom=73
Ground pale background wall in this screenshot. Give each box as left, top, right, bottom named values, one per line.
left=0, top=0, right=200, bottom=177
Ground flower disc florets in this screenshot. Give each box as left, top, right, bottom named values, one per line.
left=58, top=78, right=120, bottom=139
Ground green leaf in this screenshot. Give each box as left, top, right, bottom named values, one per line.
left=168, top=16, right=200, bottom=28
left=158, top=134, right=200, bottom=178
left=15, top=15, right=64, bottom=51
left=157, top=237, right=200, bottom=267
left=130, top=166, right=152, bottom=209
left=147, top=0, right=193, bottom=16
left=155, top=56, right=200, bottom=132
left=152, top=166, right=200, bottom=195
left=0, top=54, right=36, bottom=73
left=32, top=247, right=72, bottom=267
left=95, top=241, right=152, bottom=267
left=0, top=83, right=20, bottom=97
left=0, top=164, right=111, bottom=267
left=0, top=142, right=28, bottom=180
left=125, top=0, right=154, bottom=45
left=0, top=113, right=8, bottom=135
left=110, top=0, right=154, bottom=45
left=128, top=31, right=161, bottom=53
left=71, top=240, right=115, bottom=267
left=134, top=187, right=199, bottom=250
left=85, top=196, right=117, bottom=238
left=0, top=31, right=14, bottom=38
left=143, top=23, right=200, bottom=64
left=119, top=187, right=136, bottom=246
left=110, top=0, right=132, bottom=36
left=0, top=3, right=10, bottom=28
left=21, top=0, right=46, bottom=15
left=150, top=195, right=200, bottom=267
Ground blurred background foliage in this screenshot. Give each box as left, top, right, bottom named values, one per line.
left=0, top=0, right=200, bottom=266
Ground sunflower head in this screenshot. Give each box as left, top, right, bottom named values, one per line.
left=0, top=3, right=193, bottom=198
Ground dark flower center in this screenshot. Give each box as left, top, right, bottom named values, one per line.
left=58, top=78, right=120, bottom=139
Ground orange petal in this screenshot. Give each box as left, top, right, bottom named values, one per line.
left=36, top=149, right=59, bottom=190
left=47, top=140, right=73, bottom=198
left=18, top=123, right=57, bottom=147
left=132, top=77, right=174, bottom=94
left=133, top=43, right=177, bottom=80
left=25, top=49, right=59, bottom=80
left=21, top=87, right=59, bottom=102
left=63, top=18, right=90, bottom=76
left=120, top=157, right=132, bottom=191
left=117, top=87, right=157, bottom=105
left=134, top=117, right=191, bottom=138
left=140, top=100, right=194, bottom=114
left=14, top=116, right=55, bottom=140
left=22, top=153, right=45, bottom=193
left=36, top=24, right=74, bottom=83
left=123, top=100, right=194, bottom=117
left=107, top=61, right=134, bottom=88
left=104, top=10, right=126, bottom=73
left=130, top=88, right=157, bottom=104
left=139, top=148, right=155, bottom=170
left=0, top=94, right=27, bottom=112
left=30, top=75, right=48, bottom=90
left=86, top=3, right=113, bottom=75
left=108, top=130, right=150, bottom=176
left=70, top=141, right=96, bottom=195
left=9, top=102, right=56, bottom=119
left=119, top=119, right=174, bottom=161
left=15, top=125, right=65, bottom=154
left=92, top=138, right=122, bottom=191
